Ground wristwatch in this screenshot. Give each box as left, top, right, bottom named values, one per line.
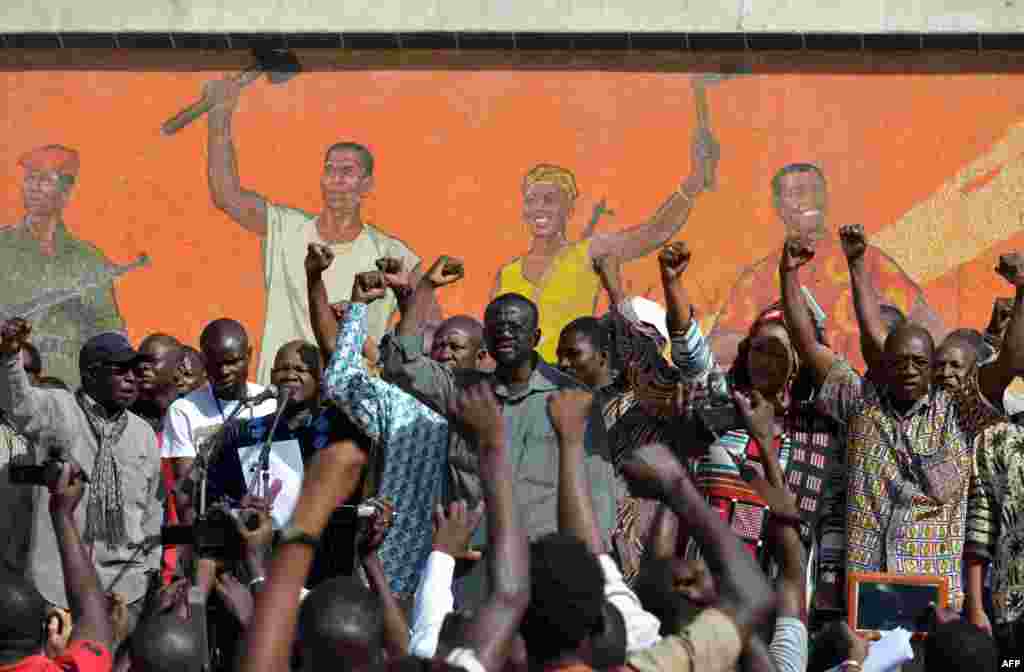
left=276, top=525, right=320, bottom=550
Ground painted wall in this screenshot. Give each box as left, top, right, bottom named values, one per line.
left=4, top=62, right=1024, bottom=383
left=3, top=0, right=1024, bottom=32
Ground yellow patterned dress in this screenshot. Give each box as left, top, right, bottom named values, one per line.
left=496, top=239, right=600, bottom=363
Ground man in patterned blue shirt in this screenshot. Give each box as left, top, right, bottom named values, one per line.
left=307, top=245, right=483, bottom=599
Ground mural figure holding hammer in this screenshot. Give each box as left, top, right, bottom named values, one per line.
left=491, top=130, right=719, bottom=363
left=180, top=52, right=430, bottom=386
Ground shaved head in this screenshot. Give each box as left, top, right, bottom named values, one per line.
left=140, top=333, right=182, bottom=351
left=0, top=570, right=46, bottom=654
left=299, top=576, right=383, bottom=672
left=431, top=315, right=486, bottom=371
left=130, top=613, right=203, bottom=672
left=200, top=318, right=248, bottom=351
left=199, top=319, right=252, bottom=400
left=436, top=315, right=484, bottom=345
left=885, top=323, right=935, bottom=358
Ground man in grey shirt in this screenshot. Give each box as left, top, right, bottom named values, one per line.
left=382, top=290, right=618, bottom=604
left=0, top=320, right=163, bottom=645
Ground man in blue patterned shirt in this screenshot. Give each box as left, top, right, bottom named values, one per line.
left=307, top=245, right=471, bottom=599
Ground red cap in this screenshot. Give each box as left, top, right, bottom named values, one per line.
left=18, top=145, right=80, bottom=177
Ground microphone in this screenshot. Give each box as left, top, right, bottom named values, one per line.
left=245, top=385, right=280, bottom=405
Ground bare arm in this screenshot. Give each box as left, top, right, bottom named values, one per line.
left=206, top=80, right=268, bottom=235
left=979, top=255, right=1024, bottom=407
left=593, top=254, right=627, bottom=308
left=364, top=553, right=410, bottom=657
left=456, top=384, right=530, bottom=671
left=50, top=464, right=114, bottom=651
left=841, top=227, right=888, bottom=374
left=659, top=243, right=695, bottom=334
left=779, top=241, right=836, bottom=386
left=741, top=639, right=779, bottom=672
left=551, top=390, right=604, bottom=554
left=240, top=440, right=368, bottom=672
left=306, top=252, right=338, bottom=359
left=621, top=444, right=776, bottom=644
left=589, top=131, right=714, bottom=262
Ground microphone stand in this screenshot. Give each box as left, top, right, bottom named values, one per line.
left=251, top=392, right=290, bottom=502
left=174, top=394, right=258, bottom=520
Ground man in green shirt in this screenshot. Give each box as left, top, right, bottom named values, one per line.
left=1, top=145, right=126, bottom=387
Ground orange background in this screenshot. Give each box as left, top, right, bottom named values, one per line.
left=2, top=67, right=1023, bottom=363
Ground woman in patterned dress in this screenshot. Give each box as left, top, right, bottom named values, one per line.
left=662, top=241, right=846, bottom=620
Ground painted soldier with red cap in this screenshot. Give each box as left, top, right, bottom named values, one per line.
left=1, top=145, right=126, bottom=387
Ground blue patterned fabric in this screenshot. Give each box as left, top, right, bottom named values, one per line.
left=324, top=302, right=449, bottom=597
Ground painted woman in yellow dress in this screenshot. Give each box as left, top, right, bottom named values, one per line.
left=491, top=131, right=716, bottom=362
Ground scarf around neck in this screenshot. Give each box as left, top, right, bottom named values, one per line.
left=76, top=390, right=129, bottom=547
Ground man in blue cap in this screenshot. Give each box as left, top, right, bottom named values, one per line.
left=0, top=319, right=164, bottom=649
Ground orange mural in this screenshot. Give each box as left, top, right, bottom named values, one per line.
left=4, top=67, right=1024, bottom=382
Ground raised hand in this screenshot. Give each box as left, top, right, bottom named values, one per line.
left=427, top=256, right=465, bottom=289
left=619, top=442, right=690, bottom=503
left=236, top=497, right=275, bottom=558
left=780, top=236, right=815, bottom=273
left=351, top=271, right=388, bottom=305
left=108, top=593, right=131, bottom=647
left=0, top=318, right=31, bottom=357
left=359, top=498, right=396, bottom=558
left=547, top=389, right=593, bottom=445
left=451, top=381, right=503, bottom=446
left=215, top=573, right=255, bottom=627
left=48, top=461, right=85, bottom=515
left=592, top=253, right=622, bottom=281
left=432, top=499, right=485, bottom=563
left=659, top=242, right=691, bottom=280
left=839, top=224, right=868, bottom=263
left=732, top=390, right=775, bottom=446
left=45, top=609, right=72, bottom=658
left=996, top=252, right=1024, bottom=288
left=375, top=257, right=411, bottom=291
left=305, top=243, right=335, bottom=277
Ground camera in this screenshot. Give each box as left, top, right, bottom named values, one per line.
left=692, top=369, right=743, bottom=439
left=9, top=458, right=65, bottom=486
left=161, top=504, right=243, bottom=560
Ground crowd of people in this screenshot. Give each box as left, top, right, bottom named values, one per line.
left=3, top=190, right=1024, bottom=672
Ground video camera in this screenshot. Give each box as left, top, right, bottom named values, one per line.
left=8, top=440, right=77, bottom=487
left=161, top=503, right=247, bottom=561
left=9, top=457, right=66, bottom=486
left=690, top=369, right=743, bottom=439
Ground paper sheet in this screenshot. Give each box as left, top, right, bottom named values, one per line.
left=237, top=439, right=304, bottom=529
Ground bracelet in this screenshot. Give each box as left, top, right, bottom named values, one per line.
left=248, top=576, right=266, bottom=589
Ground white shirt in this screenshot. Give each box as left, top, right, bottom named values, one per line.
left=597, top=554, right=663, bottom=653
left=410, top=552, right=662, bottom=659
left=161, top=382, right=277, bottom=459
left=409, top=551, right=457, bottom=659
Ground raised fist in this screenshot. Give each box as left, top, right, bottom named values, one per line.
left=659, top=242, right=691, bottom=279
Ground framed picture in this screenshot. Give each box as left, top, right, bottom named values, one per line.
left=847, top=572, right=948, bottom=638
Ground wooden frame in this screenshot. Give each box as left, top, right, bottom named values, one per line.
left=847, top=572, right=948, bottom=639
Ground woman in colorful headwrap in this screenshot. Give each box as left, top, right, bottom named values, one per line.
left=566, top=253, right=695, bottom=583
left=490, top=131, right=717, bottom=363
left=662, top=240, right=847, bottom=619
